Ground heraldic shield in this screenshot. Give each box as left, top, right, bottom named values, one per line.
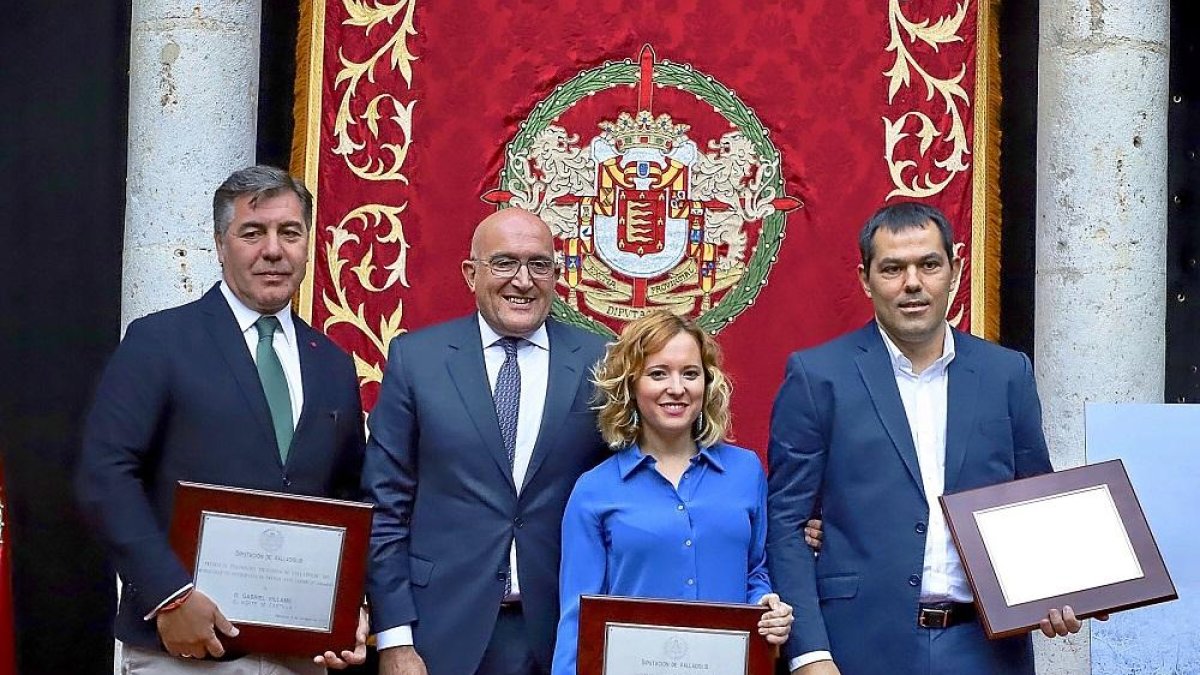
left=484, top=45, right=802, bottom=336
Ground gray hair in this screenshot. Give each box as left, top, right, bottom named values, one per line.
left=212, top=165, right=314, bottom=236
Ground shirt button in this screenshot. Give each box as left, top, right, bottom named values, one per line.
left=677, top=504, right=685, bottom=511
left=684, top=539, right=692, bottom=547
left=915, top=522, right=927, bottom=534
left=908, top=574, right=921, bottom=587
left=686, top=578, right=695, bottom=586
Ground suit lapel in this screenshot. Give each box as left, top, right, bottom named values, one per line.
left=855, top=324, right=925, bottom=498
left=446, top=320, right=516, bottom=492
left=200, top=286, right=279, bottom=461
left=288, top=317, right=323, bottom=467
left=521, top=320, right=584, bottom=492
left=943, top=331, right=977, bottom=492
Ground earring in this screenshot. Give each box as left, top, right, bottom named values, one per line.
left=694, top=410, right=705, bottom=437
left=631, top=409, right=640, bottom=428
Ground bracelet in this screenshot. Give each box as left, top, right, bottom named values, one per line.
left=158, top=588, right=193, bottom=614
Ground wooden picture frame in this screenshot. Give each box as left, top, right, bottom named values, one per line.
left=169, top=481, right=372, bottom=657
left=940, top=460, right=1176, bottom=639
left=578, top=595, right=774, bottom=675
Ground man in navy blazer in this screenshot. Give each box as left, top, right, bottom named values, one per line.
left=78, top=166, right=366, bottom=673
left=363, top=208, right=609, bottom=675
left=767, top=203, right=1087, bottom=675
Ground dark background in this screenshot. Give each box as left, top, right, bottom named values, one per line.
left=1167, top=2, right=1200, bottom=403
left=0, top=2, right=1189, bottom=673
left=0, top=2, right=130, bottom=674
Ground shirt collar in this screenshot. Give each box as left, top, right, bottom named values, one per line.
left=615, top=442, right=726, bottom=480
left=476, top=313, right=549, bottom=351
left=877, top=321, right=955, bottom=377
left=219, top=281, right=296, bottom=346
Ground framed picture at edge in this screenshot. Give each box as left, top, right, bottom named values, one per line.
left=940, top=460, right=1176, bottom=639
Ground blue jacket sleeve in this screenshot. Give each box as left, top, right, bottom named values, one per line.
left=766, top=352, right=831, bottom=659
left=1013, top=352, right=1053, bottom=478
left=76, top=318, right=193, bottom=612
left=551, top=476, right=607, bottom=675
left=361, top=335, right=421, bottom=633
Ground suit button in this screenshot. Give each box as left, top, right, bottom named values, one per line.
left=497, top=570, right=506, bottom=581
left=908, top=574, right=921, bottom=587
left=282, top=477, right=292, bottom=488
left=514, top=517, right=524, bottom=528
left=915, top=522, right=927, bottom=534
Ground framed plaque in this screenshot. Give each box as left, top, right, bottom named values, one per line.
left=578, top=595, right=773, bottom=675
left=169, top=481, right=373, bottom=657
left=940, top=460, right=1176, bottom=639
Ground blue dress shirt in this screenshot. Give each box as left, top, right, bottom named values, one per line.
left=551, top=442, right=772, bottom=675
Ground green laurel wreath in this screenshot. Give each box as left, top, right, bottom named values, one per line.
left=499, top=57, right=789, bottom=337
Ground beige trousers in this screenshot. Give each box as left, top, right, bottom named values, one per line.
left=121, top=646, right=325, bottom=675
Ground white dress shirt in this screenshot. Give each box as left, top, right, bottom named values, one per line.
left=478, top=313, right=550, bottom=597
left=789, top=323, right=966, bottom=671
left=145, top=284, right=304, bottom=618
left=375, top=314, right=551, bottom=650
left=219, top=282, right=304, bottom=426
left=879, top=324, right=972, bottom=603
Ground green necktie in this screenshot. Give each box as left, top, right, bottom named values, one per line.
left=254, top=316, right=294, bottom=461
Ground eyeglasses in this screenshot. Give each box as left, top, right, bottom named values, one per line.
left=470, top=256, right=558, bottom=280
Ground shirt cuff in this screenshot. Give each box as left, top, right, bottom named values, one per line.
left=143, top=583, right=194, bottom=621
left=788, top=651, right=833, bottom=671
left=374, top=624, right=414, bottom=650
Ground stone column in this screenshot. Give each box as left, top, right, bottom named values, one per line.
left=118, top=2, right=261, bottom=670
left=1035, top=1, right=1168, bottom=673
left=123, top=0, right=262, bottom=329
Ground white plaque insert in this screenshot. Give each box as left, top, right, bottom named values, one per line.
left=194, top=512, right=346, bottom=631
left=973, top=485, right=1144, bottom=607
left=603, top=622, right=749, bottom=675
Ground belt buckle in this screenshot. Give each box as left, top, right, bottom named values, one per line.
left=918, top=607, right=951, bottom=629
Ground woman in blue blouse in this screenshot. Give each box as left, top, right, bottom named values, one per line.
left=552, top=311, right=793, bottom=675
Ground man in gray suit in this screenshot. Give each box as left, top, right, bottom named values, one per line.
left=363, top=208, right=610, bottom=675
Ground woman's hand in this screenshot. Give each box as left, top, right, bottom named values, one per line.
left=757, top=592, right=794, bottom=645
left=805, top=518, right=823, bottom=550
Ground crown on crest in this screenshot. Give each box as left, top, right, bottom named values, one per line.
left=599, top=110, right=689, bottom=151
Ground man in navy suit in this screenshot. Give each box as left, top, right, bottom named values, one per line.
left=363, top=208, right=609, bottom=675
left=78, top=166, right=367, bottom=674
left=767, top=202, right=1088, bottom=675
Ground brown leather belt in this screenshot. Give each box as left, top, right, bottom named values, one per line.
left=917, top=602, right=976, bottom=629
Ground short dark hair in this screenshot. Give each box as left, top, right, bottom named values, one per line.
left=212, top=165, right=313, bottom=236
left=858, top=201, right=955, bottom=272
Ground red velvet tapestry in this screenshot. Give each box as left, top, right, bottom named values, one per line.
left=292, top=0, right=1002, bottom=454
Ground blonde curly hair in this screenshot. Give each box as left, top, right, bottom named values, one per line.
left=592, top=310, right=732, bottom=449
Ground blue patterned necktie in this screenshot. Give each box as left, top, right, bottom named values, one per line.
left=254, top=316, right=294, bottom=462
left=493, top=337, right=522, bottom=469
left=493, top=336, right=522, bottom=598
